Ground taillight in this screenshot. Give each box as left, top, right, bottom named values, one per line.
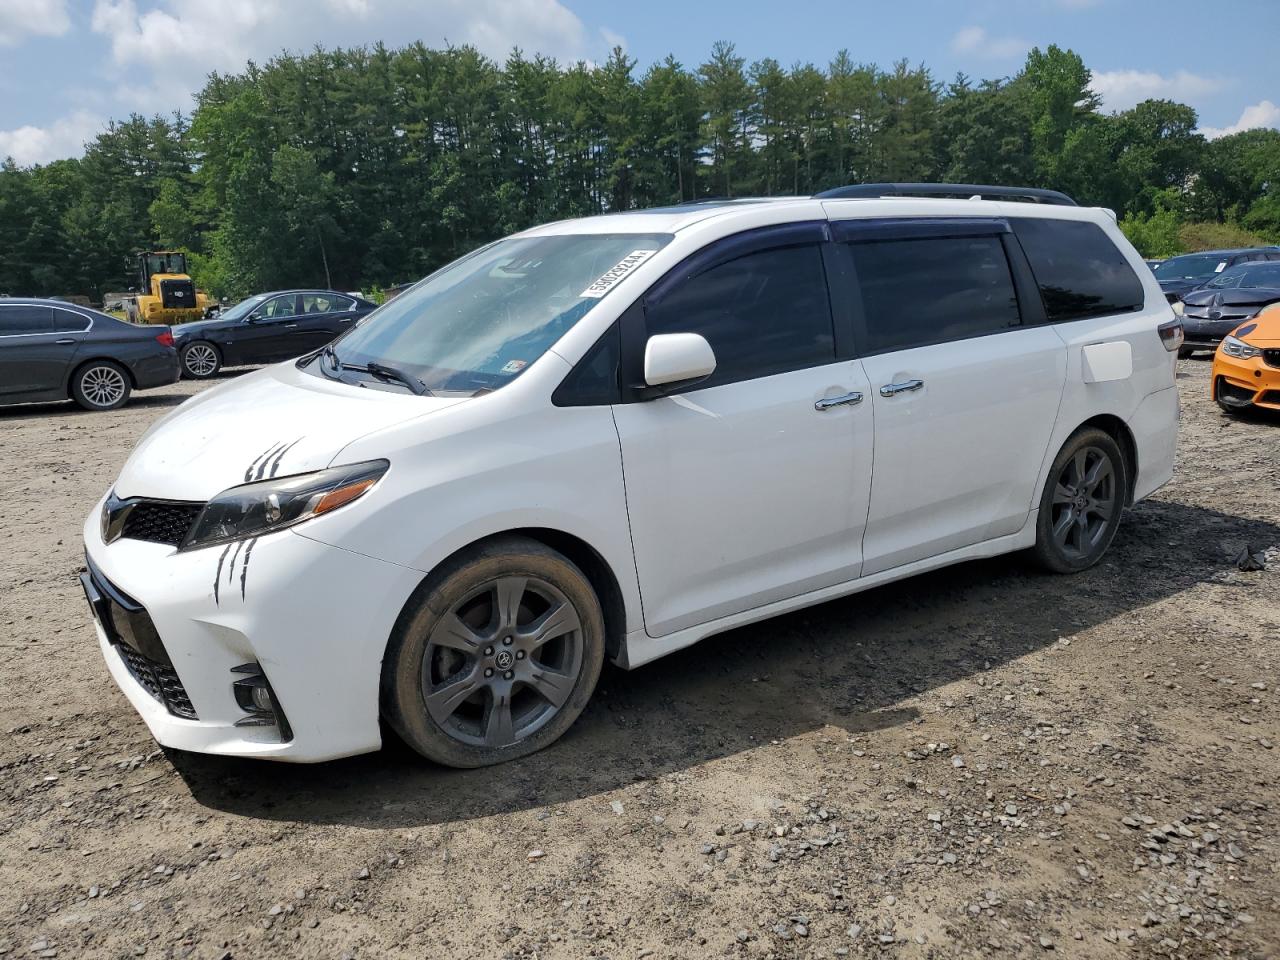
left=155, top=330, right=174, bottom=347
left=1157, top=319, right=1184, bottom=352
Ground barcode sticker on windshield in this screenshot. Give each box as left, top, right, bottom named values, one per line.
left=580, top=249, right=659, bottom=298
left=1215, top=262, right=1227, bottom=272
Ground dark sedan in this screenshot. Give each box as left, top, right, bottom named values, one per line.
left=172, top=289, right=377, bottom=379
left=0, top=299, right=178, bottom=411
left=1153, top=247, right=1280, bottom=303
left=1179, top=261, right=1280, bottom=355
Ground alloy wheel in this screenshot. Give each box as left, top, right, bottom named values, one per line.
left=80, top=365, right=127, bottom=407
left=1050, top=445, right=1117, bottom=560
left=421, top=576, right=585, bottom=749
left=184, top=343, right=218, bottom=377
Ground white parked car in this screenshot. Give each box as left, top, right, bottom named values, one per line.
left=81, top=185, right=1182, bottom=767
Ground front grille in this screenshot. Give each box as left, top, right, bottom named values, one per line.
left=1264, top=348, right=1280, bottom=369
left=117, top=644, right=198, bottom=719
left=159, top=278, right=196, bottom=310
left=120, top=502, right=201, bottom=547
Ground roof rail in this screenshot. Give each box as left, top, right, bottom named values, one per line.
left=814, top=183, right=1077, bottom=206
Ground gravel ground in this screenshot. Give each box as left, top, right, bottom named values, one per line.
left=1, top=358, right=1278, bottom=960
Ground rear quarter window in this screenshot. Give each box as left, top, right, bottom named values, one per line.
left=1012, top=218, right=1145, bottom=322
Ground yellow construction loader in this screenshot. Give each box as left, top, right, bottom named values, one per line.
left=123, top=251, right=210, bottom=325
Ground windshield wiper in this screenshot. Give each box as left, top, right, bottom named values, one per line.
left=308, top=345, right=431, bottom=396
left=359, top=360, right=432, bottom=396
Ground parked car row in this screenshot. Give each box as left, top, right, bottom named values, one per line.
left=0, top=289, right=376, bottom=412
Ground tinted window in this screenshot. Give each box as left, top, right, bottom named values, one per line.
left=302, top=293, right=351, bottom=314
left=644, top=244, right=835, bottom=388
left=0, top=305, right=52, bottom=336
left=50, top=308, right=91, bottom=333
left=849, top=236, right=1020, bottom=353
left=553, top=324, right=620, bottom=406
left=261, top=295, right=298, bottom=319
left=1013, top=218, right=1145, bottom=322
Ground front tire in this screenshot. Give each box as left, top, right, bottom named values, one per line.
left=181, top=341, right=222, bottom=379
left=71, top=360, right=132, bottom=411
left=1032, top=428, right=1126, bottom=574
left=382, top=537, right=605, bottom=768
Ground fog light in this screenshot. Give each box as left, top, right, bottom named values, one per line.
left=230, top=662, right=293, bottom=741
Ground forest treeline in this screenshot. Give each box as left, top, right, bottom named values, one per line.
left=1, top=41, right=1278, bottom=301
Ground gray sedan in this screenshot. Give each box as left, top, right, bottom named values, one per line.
left=0, top=299, right=180, bottom=411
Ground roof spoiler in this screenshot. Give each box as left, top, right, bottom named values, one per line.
left=814, top=183, right=1077, bottom=206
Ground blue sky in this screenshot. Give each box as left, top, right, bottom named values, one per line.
left=1, top=0, right=1277, bottom=166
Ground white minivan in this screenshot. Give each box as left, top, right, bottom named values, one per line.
left=81, top=184, right=1182, bottom=767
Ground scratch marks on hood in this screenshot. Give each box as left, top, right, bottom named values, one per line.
left=243, top=436, right=305, bottom=483
left=267, top=438, right=303, bottom=478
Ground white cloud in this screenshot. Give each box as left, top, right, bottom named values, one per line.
left=1090, top=68, right=1227, bottom=112
left=4, top=0, right=618, bottom=165
left=0, top=0, right=71, bottom=45
left=950, top=26, right=1027, bottom=60
left=1055, top=0, right=1101, bottom=8
left=1200, top=100, right=1280, bottom=140
left=90, top=0, right=601, bottom=94
left=0, top=110, right=102, bottom=166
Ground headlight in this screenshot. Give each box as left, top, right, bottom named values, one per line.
left=1220, top=335, right=1261, bottom=360
left=181, top=460, right=388, bottom=550
left=1171, top=300, right=1184, bottom=316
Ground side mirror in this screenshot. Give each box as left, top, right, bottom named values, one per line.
left=642, top=333, right=716, bottom=392
left=246, top=312, right=262, bottom=323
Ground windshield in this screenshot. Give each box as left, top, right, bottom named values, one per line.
left=1204, top=263, right=1280, bottom=290
left=219, top=294, right=269, bottom=323
left=317, top=232, right=672, bottom=396
left=1153, top=254, right=1230, bottom=281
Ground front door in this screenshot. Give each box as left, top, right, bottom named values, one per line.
left=837, top=226, right=1067, bottom=575
left=0, top=304, right=80, bottom=399
left=232, top=294, right=300, bottom=363
left=612, top=231, right=874, bottom=637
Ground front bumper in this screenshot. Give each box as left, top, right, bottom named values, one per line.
left=1181, top=318, right=1252, bottom=350
left=1211, top=349, right=1280, bottom=410
left=82, top=497, right=422, bottom=761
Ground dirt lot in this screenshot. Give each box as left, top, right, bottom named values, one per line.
left=1, top=359, right=1277, bottom=960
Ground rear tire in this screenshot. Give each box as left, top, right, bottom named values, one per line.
left=381, top=536, right=605, bottom=768
left=70, top=360, right=132, bottom=411
left=181, top=341, right=221, bottom=379
left=1032, top=428, right=1126, bottom=574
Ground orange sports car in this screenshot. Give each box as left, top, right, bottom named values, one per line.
left=1211, top=302, right=1280, bottom=414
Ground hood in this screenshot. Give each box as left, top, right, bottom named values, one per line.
left=1159, top=278, right=1204, bottom=298
left=1236, top=307, right=1280, bottom=346
left=1181, top=286, right=1280, bottom=308
left=171, top=317, right=226, bottom=338
left=114, top=362, right=466, bottom=501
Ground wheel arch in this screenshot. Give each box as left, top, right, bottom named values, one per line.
left=1073, top=413, right=1139, bottom=506
left=397, top=527, right=631, bottom=667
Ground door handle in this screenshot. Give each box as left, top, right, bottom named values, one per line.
left=285, top=323, right=298, bottom=328
left=814, top=390, right=863, bottom=411
left=880, top=378, right=924, bottom=397
left=55, top=338, right=76, bottom=345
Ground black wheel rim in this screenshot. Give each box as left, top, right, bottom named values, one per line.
left=1051, top=445, right=1117, bottom=560
left=421, top=576, right=584, bottom=749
